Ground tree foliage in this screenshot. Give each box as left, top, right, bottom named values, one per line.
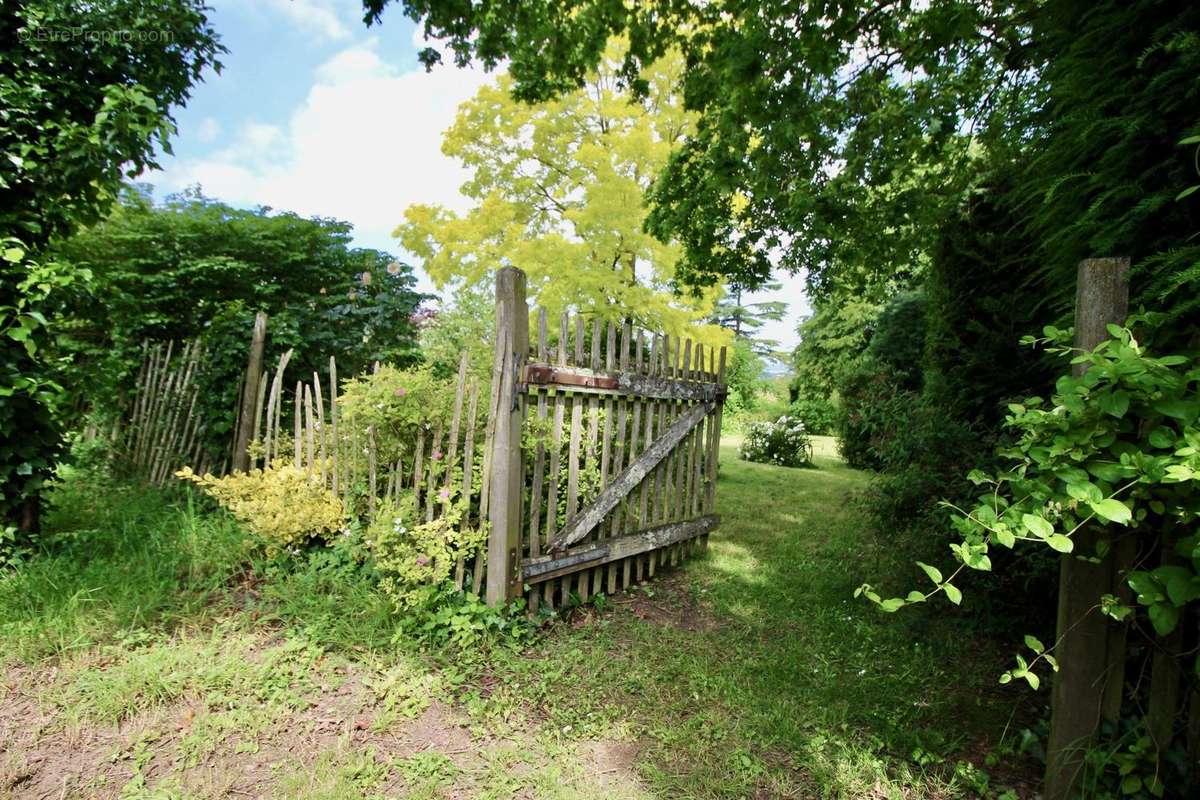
left=709, top=281, right=787, bottom=359
left=788, top=300, right=880, bottom=435
left=1, top=0, right=223, bottom=530
left=367, top=1, right=1199, bottom=322
left=49, top=186, right=426, bottom=465
left=394, top=41, right=728, bottom=348
left=365, top=0, right=1028, bottom=294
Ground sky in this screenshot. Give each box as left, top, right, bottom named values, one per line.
left=146, top=0, right=809, bottom=355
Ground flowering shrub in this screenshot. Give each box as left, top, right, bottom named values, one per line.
left=739, top=415, right=813, bottom=468
left=336, top=365, right=462, bottom=467
left=364, top=491, right=488, bottom=612
left=177, top=462, right=344, bottom=553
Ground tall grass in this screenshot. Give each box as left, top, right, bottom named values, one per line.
left=0, top=468, right=248, bottom=663
left=0, top=466, right=403, bottom=665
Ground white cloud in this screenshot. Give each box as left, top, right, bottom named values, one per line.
left=149, top=37, right=809, bottom=347
left=261, top=0, right=353, bottom=41
left=152, top=40, right=492, bottom=261
left=196, top=117, right=221, bottom=143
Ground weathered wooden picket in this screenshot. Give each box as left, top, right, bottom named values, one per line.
left=114, top=266, right=726, bottom=606
left=482, top=267, right=728, bottom=609
left=120, top=338, right=208, bottom=484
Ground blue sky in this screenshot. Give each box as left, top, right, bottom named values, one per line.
left=148, top=0, right=808, bottom=353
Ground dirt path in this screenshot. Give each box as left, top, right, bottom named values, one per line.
left=0, top=635, right=650, bottom=800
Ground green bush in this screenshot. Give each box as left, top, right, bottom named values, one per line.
left=176, top=463, right=346, bottom=555
left=789, top=299, right=879, bottom=437
left=866, top=291, right=926, bottom=389
left=739, top=415, right=813, bottom=468
left=364, top=494, right=487, bottom=614
left=834, top=291, right=931, bottom=470
left=788, top=393, right=838, bottom=435
left=834, top=362, right=897, bottom=471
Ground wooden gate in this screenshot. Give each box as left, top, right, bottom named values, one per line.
left=484, top=267, right=728, bottom=609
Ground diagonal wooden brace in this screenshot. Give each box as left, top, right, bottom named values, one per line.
left=549, top=400, right=713, bottom=551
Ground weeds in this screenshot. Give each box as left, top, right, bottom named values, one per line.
left=0, top=471, right=245, bottom=663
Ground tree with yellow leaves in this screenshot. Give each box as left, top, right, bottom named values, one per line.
left=395, top=42, right=729, bottom=349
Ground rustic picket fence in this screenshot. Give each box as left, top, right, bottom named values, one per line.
left=487, top=268, right=728, bottom=610
left=114, top=266, right=727, bottom=606
left=119, top=338, right=210, bottom=483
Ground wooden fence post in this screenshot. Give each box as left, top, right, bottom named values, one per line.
left=232, top=312, right=268, bottom=472
left=485, top=267, right=528, bottom=605
left=1045, top=257, right=1130, bottom=800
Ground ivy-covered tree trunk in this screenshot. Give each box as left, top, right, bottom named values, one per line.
left=1045, top=257, right=1130, bottom=800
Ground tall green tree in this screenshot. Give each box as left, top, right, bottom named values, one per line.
left=364, top=0, right=1026, bottom=295
left=49, top=186, right=427, bottom=463
left=788, top=300, right=881, bottom=433
left=364, top=1, right=1199, bottom=321
left=395, top=41, right=728, bottom=349
left=709, top=281, right=787, bottom=359
left=2, top=0, right=223, bottom=531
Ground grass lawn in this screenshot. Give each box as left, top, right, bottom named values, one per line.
left=0, top=438, right=1036, bottom=799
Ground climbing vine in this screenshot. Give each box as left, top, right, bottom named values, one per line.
left=858, top=317, right=1200, bottom=690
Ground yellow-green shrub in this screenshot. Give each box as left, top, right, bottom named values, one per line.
left=336, top=365, right=466, bottom=468
left=177, top=463, right=345, bottom=553
left=364, top=491, right=488, bottom=611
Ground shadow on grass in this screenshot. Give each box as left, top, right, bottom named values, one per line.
left=496, top=442, right=1029, bottom=797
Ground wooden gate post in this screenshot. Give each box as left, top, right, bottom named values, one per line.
left=1045, top=257, right=1130, bottom=800
left=486, top=268, right=528, bottom=605
left=233, top=312, right=268, bottom=473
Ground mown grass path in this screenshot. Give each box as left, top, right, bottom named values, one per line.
left=0, top=440, right=1030, bottom=799
left=488, top=439, right=1025, bottom=798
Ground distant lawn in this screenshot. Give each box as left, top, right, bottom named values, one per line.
left=0, top=442, right=1035, bottom=799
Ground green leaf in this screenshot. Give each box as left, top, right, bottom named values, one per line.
left=965, top=552, right=992, bottom=571
left=942, top=583, right=962, bottom=605
left=1097, top=390, right=1130, bottom=418
left=1165, top=574, right=1200, bottom=606
left=1089, top=498, right=1131, bottom=525
left=1102, top=599, right=1133, bottom=621
left=1023, top=671, right=1040, bottom=690
left=1128, top=571, right=1165, bottom=605
left=1023, top=635, right=1044, bottom=654
left=1153, top=399, right=1198, bottom=422
left=1147, top=428, right=1175, bottom=449
left=1176, top=185, right=1200, bottom=201
left=995, top=528, right=1016, bottom=548
left=1148, top=603, right=1180, bottom=636
left=1088, top=462, right=1127, bottom=483
left=1046, top=534, right=1073, bottom=553
left=879, top=598, right=906, bottom=613
left=1022, top=513, right=1054, bottom=538
left=916, top=561, right=942, bottom=584
left=1121, top=775, right=1143, bottom=795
